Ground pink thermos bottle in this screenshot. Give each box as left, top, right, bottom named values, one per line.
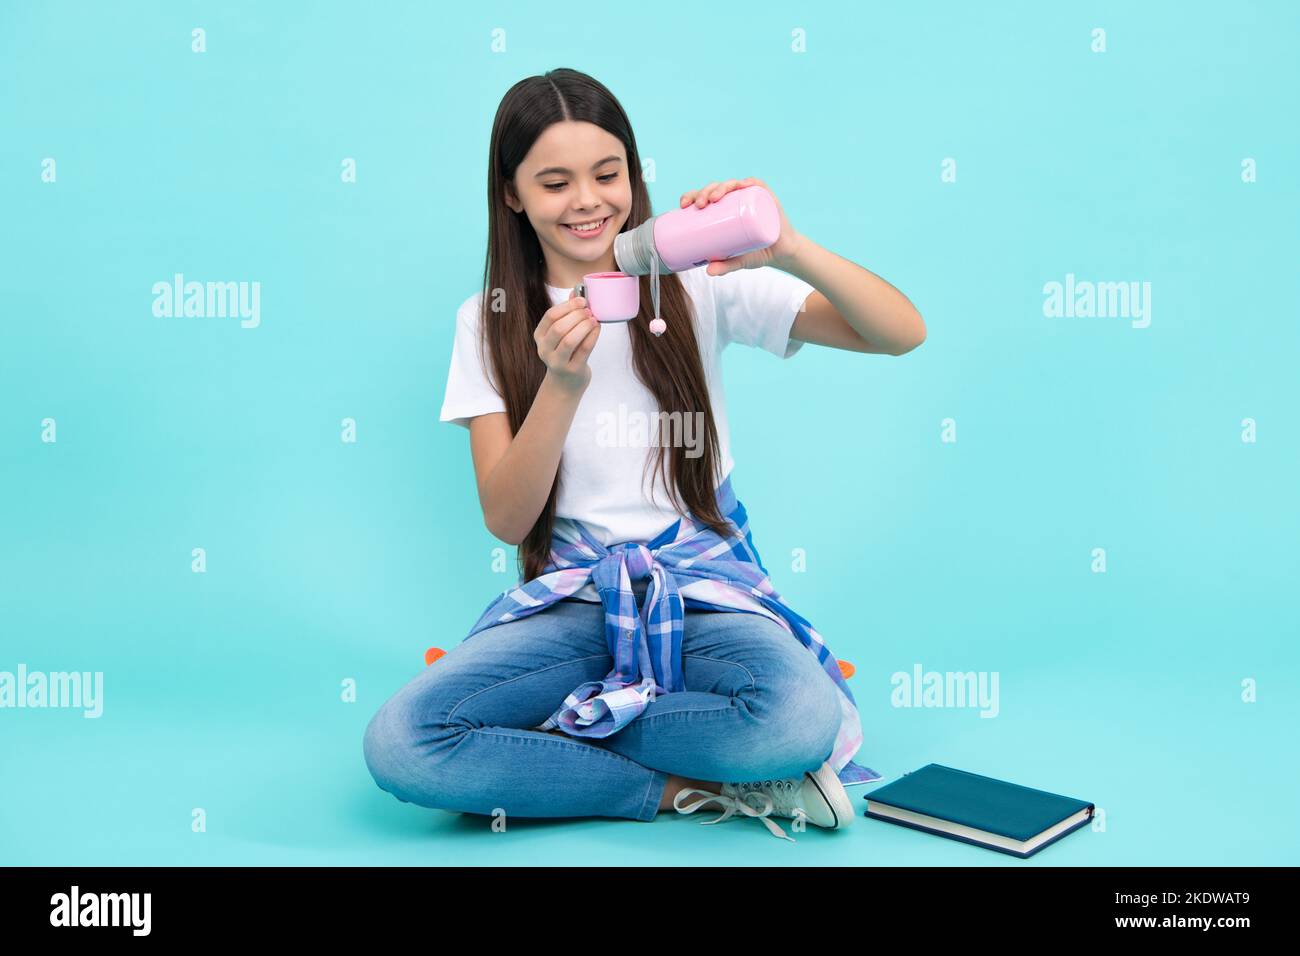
left=613, top=184, right=782, bottom=335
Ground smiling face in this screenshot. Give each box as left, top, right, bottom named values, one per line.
left=505, top=120, right=633, bottom=290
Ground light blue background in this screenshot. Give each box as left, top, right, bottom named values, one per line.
left=2, top=0, right=1296, bottom=865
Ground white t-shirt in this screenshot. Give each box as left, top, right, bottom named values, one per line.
left=439, top=264, right=815, bottom=572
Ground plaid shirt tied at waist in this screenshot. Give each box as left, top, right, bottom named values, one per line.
left=463, top=471, right=881, bottom=788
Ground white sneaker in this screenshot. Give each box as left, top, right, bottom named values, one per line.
left=672, top=761, right=853, bottom=841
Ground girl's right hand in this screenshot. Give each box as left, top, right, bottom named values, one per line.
left=536, top=290, right=600, bottom=393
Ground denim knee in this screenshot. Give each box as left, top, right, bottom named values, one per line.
left=740, top=664, right=843, bottom=779
left=362, top=683, right=459, bottom=808
left=362, top=695, right=414, bottom=801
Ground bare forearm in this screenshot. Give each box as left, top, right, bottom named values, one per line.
left=780, top=234, right=926, bottom=354
left=482, top=372, right=585, bottom=545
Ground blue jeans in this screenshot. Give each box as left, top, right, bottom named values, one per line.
left=362, top=584, right=844, bottom=822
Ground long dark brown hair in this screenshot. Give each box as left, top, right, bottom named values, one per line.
left=478, top=68, right=732, bottom=582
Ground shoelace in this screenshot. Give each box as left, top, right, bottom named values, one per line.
left=673, top=784, right=797, bottom=842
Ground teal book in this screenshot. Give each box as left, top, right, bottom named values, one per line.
left=862, top=764, right=1094, bottom=858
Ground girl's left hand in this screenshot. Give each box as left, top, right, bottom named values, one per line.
left=678, top=177, right=804, bottom=276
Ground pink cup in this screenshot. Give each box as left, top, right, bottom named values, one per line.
left=576, top=271, right=639, bottom=323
